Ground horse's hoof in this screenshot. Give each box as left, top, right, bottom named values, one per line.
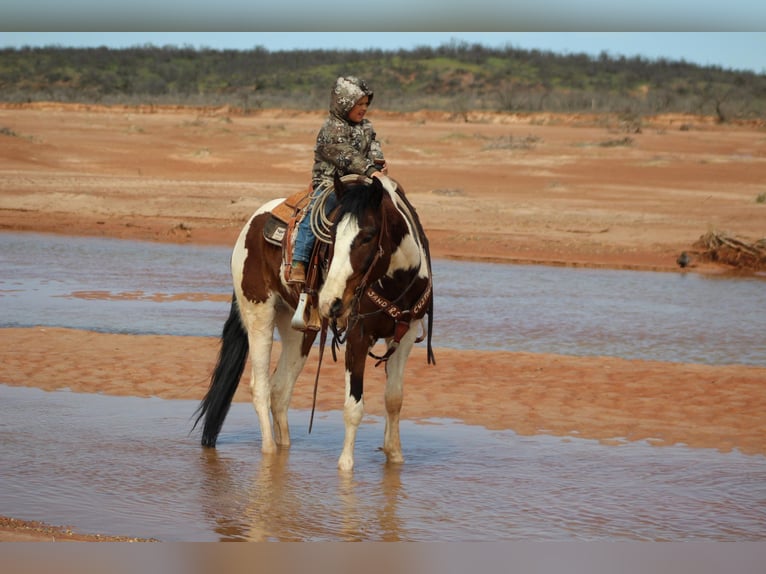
left=384, top=449, right=404, bottom=464
left=261, top=441, right=278, bottom=455
left=337, top=454, right=354, bottom=472
left=386, top=454, right=404, bottom=465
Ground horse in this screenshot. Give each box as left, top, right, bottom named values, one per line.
left=193, top=173, right=434, bottom=471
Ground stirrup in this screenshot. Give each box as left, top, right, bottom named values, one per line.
left=291, top=293, right=321, bottom=331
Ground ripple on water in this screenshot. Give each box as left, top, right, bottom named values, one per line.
left=1, top=385, right=765, bottom=541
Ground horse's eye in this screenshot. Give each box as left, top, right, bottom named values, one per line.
left=359, top=228, right=377, bottom=245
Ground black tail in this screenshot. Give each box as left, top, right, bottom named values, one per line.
left=192, top=294, right=249, bottom=447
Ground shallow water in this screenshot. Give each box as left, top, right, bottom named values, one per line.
left=1, top=232, right=765, bottom=365
left=2, top=232, right=765, bottom=541
left=2, top=385, right=765, bottom=542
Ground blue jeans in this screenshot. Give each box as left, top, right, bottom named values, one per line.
left=292, top=187, right=338, bottom=264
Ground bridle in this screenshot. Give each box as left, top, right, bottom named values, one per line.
left=328, top=183, right=433, bottom=365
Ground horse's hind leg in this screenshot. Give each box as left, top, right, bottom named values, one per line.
left=270, top=308, right=314, bottom=447
left=241, top=298, right=278, bottom=454
left=382, top=326, right=419, bottom=464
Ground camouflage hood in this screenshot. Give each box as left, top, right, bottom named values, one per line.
left=329, top=76, right=374, bottom=122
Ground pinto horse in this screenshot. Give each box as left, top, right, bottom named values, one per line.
left=194, top=174, right=434, bottom=471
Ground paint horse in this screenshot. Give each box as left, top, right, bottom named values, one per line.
left=194, top=174, right=434, bottom=471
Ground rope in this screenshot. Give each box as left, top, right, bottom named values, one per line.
left=310, top=174, right=374, bottom=245
left=309, top=183, right=335, bottom=244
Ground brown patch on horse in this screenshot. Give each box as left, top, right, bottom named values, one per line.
left=241, top=213, right=291, bottom=305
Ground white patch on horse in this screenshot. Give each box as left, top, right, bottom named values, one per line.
left=230, top=212, right=257, bottom=297
left=318, top=214, right=358, bottom=316
left=387, top=237, right=419, bottom=276
left=338, top=367, right=365, bottom=472
left=382, top=182, right=429, bottom=279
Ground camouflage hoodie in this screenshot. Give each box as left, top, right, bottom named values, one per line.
left=312, top=76, right=385, bottom=188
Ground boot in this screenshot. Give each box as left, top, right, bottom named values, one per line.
left=288, top=261, right=306, bottom=284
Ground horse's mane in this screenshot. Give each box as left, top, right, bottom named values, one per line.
left=335, top=180, right=385, bottom=222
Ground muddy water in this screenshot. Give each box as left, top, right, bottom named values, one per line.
left=1, top=232, right=765, bottom=365
left=2, top=385, right=765, bottom=542
left=2, top=232, right=766, bottom=541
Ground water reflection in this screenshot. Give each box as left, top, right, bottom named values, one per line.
left=195, top=422, right=411, bottom=541
left=1, top=232, right=764, bottom=365
left=2, top=385, right=764, bottom=541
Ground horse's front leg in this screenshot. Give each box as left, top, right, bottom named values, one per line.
left=338, top=335, right=371, bottom=472
left=382, top=325, right=419, bottom=464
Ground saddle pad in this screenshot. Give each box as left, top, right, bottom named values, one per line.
left=263, top=215, right=287, bottom=247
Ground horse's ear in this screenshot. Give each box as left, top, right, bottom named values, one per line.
left=333, top=172, right=345, bottom=200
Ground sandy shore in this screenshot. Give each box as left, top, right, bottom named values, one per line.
left=1, top=103, right=765, bottom=541
left=2, top=326, right=765, bottom=456
left=2, top=103, right=764, bottom=271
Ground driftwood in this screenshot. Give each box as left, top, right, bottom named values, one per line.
left=692, top=231, right=766, bottom=270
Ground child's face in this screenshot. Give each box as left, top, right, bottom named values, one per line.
left=347, top=96, right=370, bottom=123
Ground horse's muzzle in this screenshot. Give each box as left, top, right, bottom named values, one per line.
left=318, top=288, right=353, bottom=321
left=328, top=298, right=344, bottom=319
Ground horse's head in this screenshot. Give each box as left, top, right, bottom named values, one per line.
left=318, top=173, right=426, bottom=322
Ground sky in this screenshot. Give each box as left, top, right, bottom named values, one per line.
left=1, top=32, right=764, bottom=75
left=2, top=0, right=765, bottom=34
